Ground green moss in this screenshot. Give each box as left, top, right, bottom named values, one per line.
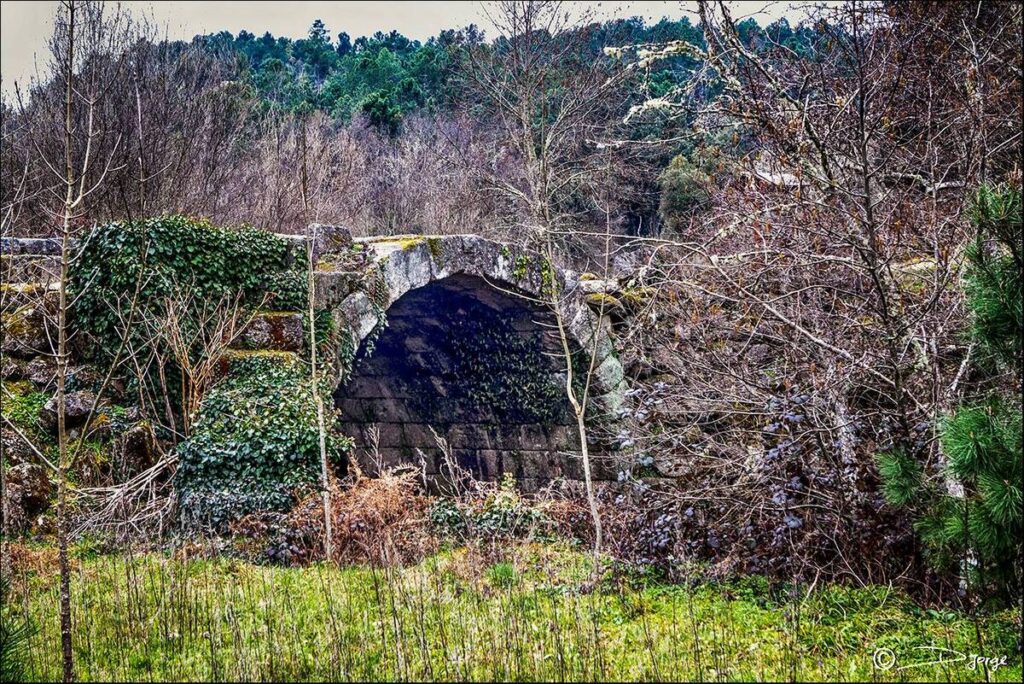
left=0, top=306, right=33, bottom=338
left=426, top=237, right=444, bottom=263
left=257, top=310, right=300, bottom=318
left=364, top=235, right=426, bottom=251
left=2, top=379, right=34, bottom=397
left=620, top=286, right=656, bottom=309
left=0, top=283, right=43, bottom=295
left=584, top=292, right=623, bottom=311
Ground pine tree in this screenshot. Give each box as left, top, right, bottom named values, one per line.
left=878, top=183, right=1022, bottom=600
left=1, top=575, right=34, bottom=682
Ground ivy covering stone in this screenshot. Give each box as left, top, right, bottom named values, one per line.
left=70, top=215, right=308, bottom=352
left=176, top=354, right=350, bottom=531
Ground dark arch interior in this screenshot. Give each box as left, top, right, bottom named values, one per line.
left=335, top=273, right=584, bottom=492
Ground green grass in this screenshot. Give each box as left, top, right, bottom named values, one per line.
left=8, top=544, right=1021, bottom=682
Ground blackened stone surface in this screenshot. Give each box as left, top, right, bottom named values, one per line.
left=336, top=274, right=599, bottom=490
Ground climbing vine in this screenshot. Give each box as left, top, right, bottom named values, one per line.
left=359, top=266, right=391, bottom=359
left=176, top=354, right=351, bottom=531
left=71, top=215, right=307, bottom=352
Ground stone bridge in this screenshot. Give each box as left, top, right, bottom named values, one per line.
left=314, top=231, right=626, bottom=491
left=2, top=229, right=627, bottom=492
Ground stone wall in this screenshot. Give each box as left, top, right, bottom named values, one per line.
left=3, top=230, right=629, bottom=494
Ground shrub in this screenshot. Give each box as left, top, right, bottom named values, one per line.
left=428, top=475, right=553, bottom=543
left=879, top=183, right=1022, bottom=601
left=279, top=470, right=436, bottom=566
left=176, top=354, right=349, bottom=531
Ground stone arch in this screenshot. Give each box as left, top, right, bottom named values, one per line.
left=327, top=235, right=625, bottom=491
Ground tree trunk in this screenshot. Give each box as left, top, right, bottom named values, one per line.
left=57, top=2, right=77, bottom=680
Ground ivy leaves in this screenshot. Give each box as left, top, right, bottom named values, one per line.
left=176, top=354, right=350, bottom=530
left=71, top=216, right=307, bottom=350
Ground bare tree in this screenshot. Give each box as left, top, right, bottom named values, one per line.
left=152, top=287, right=263, bottom=437
left=10, top=4, right=140, bottom=678
left=464, top=0, right=642, bottom=559
left=605, top=0, right=1022, bottom=587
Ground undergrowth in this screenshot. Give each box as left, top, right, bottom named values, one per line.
left=6, top=543, right=1020, bottom=682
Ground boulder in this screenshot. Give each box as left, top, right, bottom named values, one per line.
left=7, top=462, right=52, bottom=515
left=577, top=275, right=620, bottom=295
left=40, top=390, right=98, bottom=432
left=0, top=305, right=49, bottom=358
left=1, top=355, right=27, bottom=380
left=25, top=357, right=56, bottom=386
left=310, top=223, right=353, bottom=259
left=2, top=428, right=35, bottom=466
left=115, top=423, right=156, bottom=478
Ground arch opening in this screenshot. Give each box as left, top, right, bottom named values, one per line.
left=335, top=273, right=586, bottom=492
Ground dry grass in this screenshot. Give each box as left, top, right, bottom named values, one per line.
left=290, top=469, right=437, bottom=566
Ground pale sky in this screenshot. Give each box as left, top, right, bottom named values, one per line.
left=1, top=1, right=810, bottom=92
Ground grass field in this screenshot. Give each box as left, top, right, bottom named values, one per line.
left=5, top=542, right=1020, bottom=682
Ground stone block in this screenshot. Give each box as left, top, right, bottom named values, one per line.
left=337, top=292, right=379, bottom=341
left=314, top=271, right=358, bottom=308
left=375, top=422, right=406, bottom=448
left=1, top=305, right=50, bottom=358
left=446, top=423, right=490, bottom=449
left=589, top=453, right=620, bottom=481
left=545, top=425, right=579, bottom=451
left=0, top=237, right=61, bottom=256
left=499, top=451, right=526, bottom=479
left=402, top=423, right=443, bottom=449
left=310, top=224, right=353, bottom=258
left=40, top=390, right=98, bottom=432
left=474, top=450, right=503, bottom=480
left=594, top=355, right=624, bottom=392
left=336, top=398, right=378, bottom=423
left=237, top=312, right=304, bottom=352
left=344, top=375, right=385, bottom=399
left=6, top=463, right=52, bottom=516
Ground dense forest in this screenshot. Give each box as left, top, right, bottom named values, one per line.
left=1, top=1, right=1022, bottom=682
left=1, top=7, right=826, bottom=239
